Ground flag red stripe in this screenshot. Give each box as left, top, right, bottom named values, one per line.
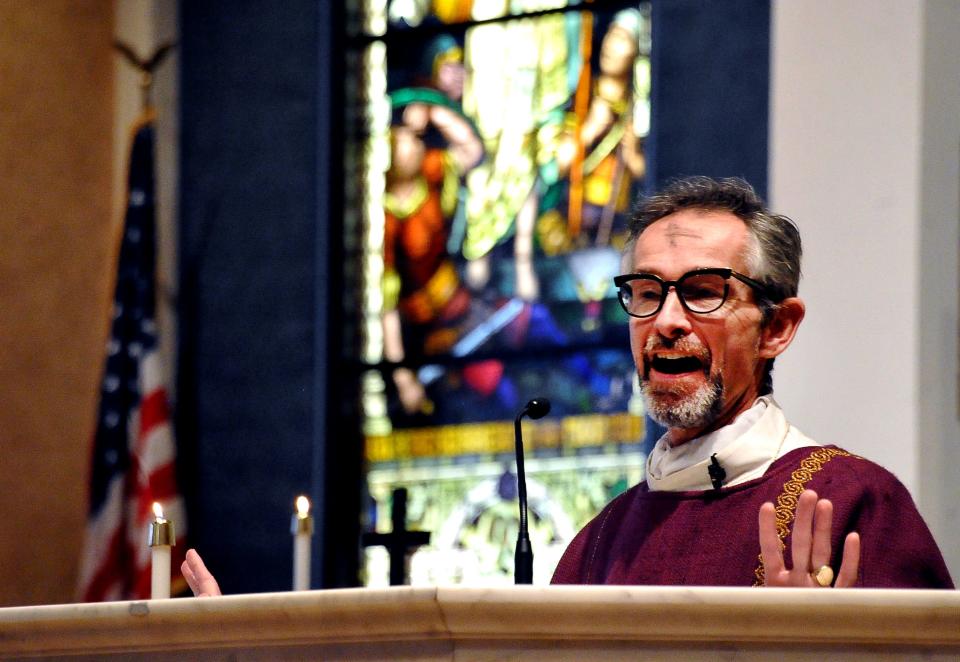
left=149, top=462, right=178, bottom=497
left=132, top=558, right=152, bottom=599
left=131, top=461, right=178, bottom=525
left=138, top=388, right=169, bottom=441
left=81, top=525, right=127, bottom=602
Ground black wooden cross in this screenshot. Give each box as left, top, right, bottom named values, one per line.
left=361, top=487, right=431, bottom=585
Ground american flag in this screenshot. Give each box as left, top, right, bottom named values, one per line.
left=77, top=114, right=187, bottom=601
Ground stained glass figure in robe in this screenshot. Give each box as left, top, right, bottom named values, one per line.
left=355, top=1, right=653, bottom=586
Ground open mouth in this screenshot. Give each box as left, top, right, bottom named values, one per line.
left=649, top=355, right=706, bottom=375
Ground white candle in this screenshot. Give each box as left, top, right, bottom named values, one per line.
left=148, top=502, right=175, bottom=599
left=291, top=495, right=314, bottom=591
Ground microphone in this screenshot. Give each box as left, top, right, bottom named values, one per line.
left=524, top=398, right=551, bottom=420
left=708, top=453, right=726, bottom=491
left=514, top=397, right=550, bottom=584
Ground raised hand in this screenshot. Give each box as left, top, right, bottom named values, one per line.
left=759, top=489, right=860, bottom=587
left=181, top=548, right=223, bottom=597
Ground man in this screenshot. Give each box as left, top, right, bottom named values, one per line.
left=551, top=176, right=953, bottom=588
left=183, top=176, right=952, bottom=595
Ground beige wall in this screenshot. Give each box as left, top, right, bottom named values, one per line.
left=0, top=1, right=115, bottom=606
left=771, top=0, right=960, bottom=578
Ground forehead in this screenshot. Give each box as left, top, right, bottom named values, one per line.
left=631, top=209, right=750, bottom=275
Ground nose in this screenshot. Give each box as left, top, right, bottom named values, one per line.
left=652, top=287, right=692, bottom=338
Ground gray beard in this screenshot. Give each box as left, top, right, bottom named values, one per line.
left=641, top=374, right=724, bottom=429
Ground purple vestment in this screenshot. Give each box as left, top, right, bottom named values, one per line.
left=552, top=446, right=954, bottom=588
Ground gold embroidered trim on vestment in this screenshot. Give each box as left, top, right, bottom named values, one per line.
left=752, top=447, right=853, bottom=586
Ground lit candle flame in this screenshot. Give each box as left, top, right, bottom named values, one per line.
left=152, top=502, right=165, bottom=520
left=295, top=495, right=310, bottom=518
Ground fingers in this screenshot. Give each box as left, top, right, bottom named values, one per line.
left=759, top=489, right=859, bottom=588
left=181, top=548, right=222, bottom=597
left=758, top=501, right=786, bottom=583
left=835, top=531, right=861, bottom=588
left=180, top=549, right=203, bottom=596
left=790, top=490, right=818, bottom=580
left=810, top=497, right=834, bottom=570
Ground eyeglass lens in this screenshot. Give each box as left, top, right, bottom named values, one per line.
left=619, top=272, right=729, bottom=316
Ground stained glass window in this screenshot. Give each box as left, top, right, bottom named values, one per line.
left=345, top=0, right=653, bottom=585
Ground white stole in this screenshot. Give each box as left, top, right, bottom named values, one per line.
left=646, top=396, right=819, bottom=492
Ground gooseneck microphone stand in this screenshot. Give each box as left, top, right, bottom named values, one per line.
left=513, top=398, right=550, bottom=584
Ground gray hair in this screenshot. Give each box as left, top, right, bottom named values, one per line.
left=624, top=176, right=802, bottom=393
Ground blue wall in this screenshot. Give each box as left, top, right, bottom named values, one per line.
left=177, top=0, right=354, bottom=593
left=649, top=0, right=770, bottom=197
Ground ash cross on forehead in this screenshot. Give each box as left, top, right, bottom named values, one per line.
left=663, top=219, right=703, bottom=247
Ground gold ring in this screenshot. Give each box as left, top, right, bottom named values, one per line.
left=814, top=565, right=834, bottom=587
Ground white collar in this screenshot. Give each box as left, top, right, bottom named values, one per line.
left=645, top=396, right=809, bottom=492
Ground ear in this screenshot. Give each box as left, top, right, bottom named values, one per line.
left=758, top=297, right=805, bottom=359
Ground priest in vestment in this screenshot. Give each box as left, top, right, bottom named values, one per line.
left=552, top=176, right=953, bottom=589
left=182, top=176, right=952, bottom=596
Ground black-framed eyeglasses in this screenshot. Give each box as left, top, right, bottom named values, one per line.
left=613, top=268, right=766, bottom=318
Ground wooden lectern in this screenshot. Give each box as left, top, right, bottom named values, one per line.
left=1, top=586, right=957, bottom=660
